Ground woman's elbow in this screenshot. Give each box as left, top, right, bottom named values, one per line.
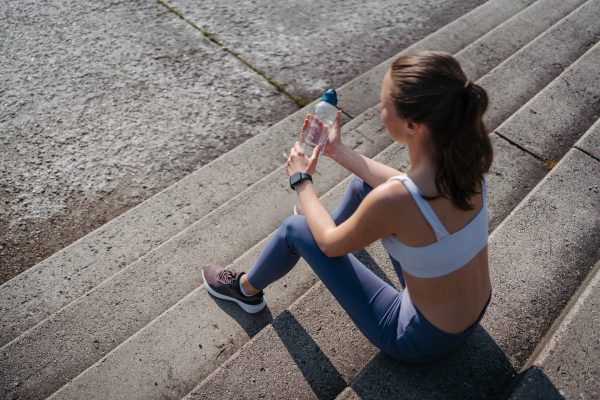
left=316, top=231, right=345, bottom=258
left=317, top=241, right=332, bottom=258
left=319, top=242, right=342, bottom=258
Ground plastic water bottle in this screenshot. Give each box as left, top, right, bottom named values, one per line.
left=300, top=89, right=338, bottom=161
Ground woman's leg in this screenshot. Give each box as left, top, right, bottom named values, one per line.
left=246, top=215, right=425, bottom=360
left=329, top=176, right=374, bottom=225
left=246, top=175, right=372, bottom=288
left=245, top=176, right=447, bottom=361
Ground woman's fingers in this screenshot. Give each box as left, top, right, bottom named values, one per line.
left=310, top=144, right=322, bottom=162
left=303, top=119, right=310, bottom=131
left=290, top=141, right=304, bottom=157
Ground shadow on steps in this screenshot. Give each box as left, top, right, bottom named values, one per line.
left=274, top=311, right=347, bottom=400
left=210, top=298, right=274, bottom=338
left=348, top=327, right=515, bottom=399
left=499, top=366, right=565, bottom=400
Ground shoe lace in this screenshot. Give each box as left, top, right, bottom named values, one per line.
left=218, top=269, right=239, bottom=289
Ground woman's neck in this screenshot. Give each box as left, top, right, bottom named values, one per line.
left=406, top=142, right=438, bottom=195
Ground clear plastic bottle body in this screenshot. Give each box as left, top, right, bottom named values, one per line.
left=300, top=100, right=337, bottom=161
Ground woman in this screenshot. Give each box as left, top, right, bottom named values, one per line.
left=203, top=51, right=493, bottom=363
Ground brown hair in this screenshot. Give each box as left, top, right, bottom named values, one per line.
left=389, top=51, right=493, bottom=211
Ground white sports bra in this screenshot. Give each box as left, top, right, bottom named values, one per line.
left=380, top=175, right=488, bottom=278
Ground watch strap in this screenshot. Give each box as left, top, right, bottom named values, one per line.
left=289, top=172, right=312, bottom=190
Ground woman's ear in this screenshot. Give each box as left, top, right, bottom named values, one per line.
left=406, top=121, right=418, bottom=135
left=407, top=121, right=426, bottom=137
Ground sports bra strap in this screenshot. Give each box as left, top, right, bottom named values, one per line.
left=387, top=175, right=450, bottom=241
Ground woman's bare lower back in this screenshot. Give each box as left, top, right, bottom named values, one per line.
left=403, top=246, right=491, bottom=334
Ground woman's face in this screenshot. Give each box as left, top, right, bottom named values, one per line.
left=380, top=70, right=409, bottom=143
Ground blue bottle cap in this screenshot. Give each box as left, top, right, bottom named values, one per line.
left=321, top=89, right=338, bottom=106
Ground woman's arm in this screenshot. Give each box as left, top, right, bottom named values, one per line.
left=286, top=141, right=404, bottom=257
left=295, top=178, right=401, bottom=257
left=328, top=142, right=404, bottom=188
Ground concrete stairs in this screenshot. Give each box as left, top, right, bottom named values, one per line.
left=1, top=0, right=599, bottom=398
left=498, top=121, right=600, bottom=400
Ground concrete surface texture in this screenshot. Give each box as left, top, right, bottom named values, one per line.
left=484, top=40, right=600, bottom=229
left=485, top=134, right=547, bottom=232
left=502, top=366, right=565, bottom=399
left=167, top=0, right=487, bottom=102
left=528, top=269, right=600, bottom=398
left=335, top=0, right=538, bottom=117
left=575, top=118, right=600, bottom=160
left=496, top=40, right=600, bottom=162
left=510, top=123, right=600, bottom=400
left=483, top=149, right=600, bottom=368
left=0, top=99, right=345, bottom=347
left=0, top=0, right=298, bottom=283
left=476, top=0, right=600, bottom=131
left=510, top=261, right=600, bottom=399
left=457, top=0, right=586, bottom=82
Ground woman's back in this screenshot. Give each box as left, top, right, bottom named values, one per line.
left=382, top=174, right=491, bottom=334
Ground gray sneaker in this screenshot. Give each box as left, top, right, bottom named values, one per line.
left=202, top=264, right=267, bottom=314
left=293, top=202, right=305, bottom=216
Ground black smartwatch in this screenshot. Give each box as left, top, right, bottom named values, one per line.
left=289, top=172, right=312, bottom=190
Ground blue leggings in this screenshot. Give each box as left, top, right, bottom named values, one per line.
left=246, top=176, right=489, bottom=363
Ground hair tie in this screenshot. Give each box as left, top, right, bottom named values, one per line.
left=463, top=80, right=473, bottom=91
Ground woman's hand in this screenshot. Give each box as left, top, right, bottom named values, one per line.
left=302, top=110, right=342, bottom=158
left=286, top=141, right=322, bottom=177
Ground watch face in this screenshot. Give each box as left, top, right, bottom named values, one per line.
left=290, top=172, right=310, bottom=189
left=290, top=172, right=302, bottom=188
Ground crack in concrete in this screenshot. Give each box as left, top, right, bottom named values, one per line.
left=493, top=131, right=557, bottom=171
left=574, top=146, right=600, bottom=163
left=336, top=106, right=355, bottom=120
left=155, top=0, right=312, bottom=109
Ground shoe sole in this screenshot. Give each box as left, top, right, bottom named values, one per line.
left=293, top=204, right=298, bottom=215
left=202, top=269, right=267, bottom=314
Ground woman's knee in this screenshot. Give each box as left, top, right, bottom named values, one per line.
left=280, top=215, right=311, bottom=240
left=278, top=215, right=318, bottom=254
left=351, top=176, right=373, bottom=200
left=350, top=175, right=364, bottom=195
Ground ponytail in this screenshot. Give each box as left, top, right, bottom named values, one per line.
left=389, top=51, right=493, bottom=211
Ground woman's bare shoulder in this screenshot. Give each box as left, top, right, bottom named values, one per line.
left=366, top=178, right=415, bottom=210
